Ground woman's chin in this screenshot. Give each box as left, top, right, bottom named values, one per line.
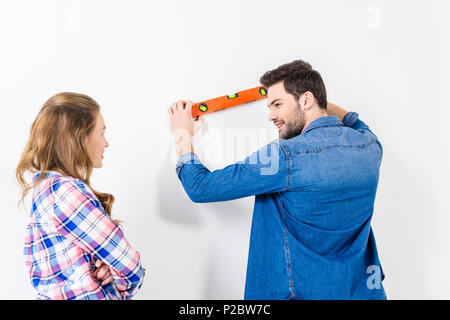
left=93, top=162, right=103, bottom=169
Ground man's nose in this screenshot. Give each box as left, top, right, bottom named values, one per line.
left=268, top=108, right=277, bottom=122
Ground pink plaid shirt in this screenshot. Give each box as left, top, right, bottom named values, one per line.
left=24, top=171, right=145, bottom=300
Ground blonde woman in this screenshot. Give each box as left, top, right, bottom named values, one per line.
left=16, top=92, right=145, bottom=300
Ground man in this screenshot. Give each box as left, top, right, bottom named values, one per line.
left=168, top=60, right=386, bottom=300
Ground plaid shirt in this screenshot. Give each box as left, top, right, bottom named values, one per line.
left=24, top=171, right=145, bottom=300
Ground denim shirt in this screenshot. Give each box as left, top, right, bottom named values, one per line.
left=176, top=112, right=386, bottom=300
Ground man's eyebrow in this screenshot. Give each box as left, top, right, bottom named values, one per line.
left=268, top=98, right=281, bottom=106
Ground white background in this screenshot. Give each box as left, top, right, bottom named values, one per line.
left=1, top=0, right=449, bottom=299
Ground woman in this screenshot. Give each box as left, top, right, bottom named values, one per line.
left=16, top=92, right=145, bottom=300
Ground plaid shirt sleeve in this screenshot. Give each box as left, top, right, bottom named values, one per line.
left=51, top=178, right=145, bottom=299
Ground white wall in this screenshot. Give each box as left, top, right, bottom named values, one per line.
left=1, top=0, right=449, bottom=299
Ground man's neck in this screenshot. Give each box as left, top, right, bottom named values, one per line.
left=302, top=110, right=329, bottom=134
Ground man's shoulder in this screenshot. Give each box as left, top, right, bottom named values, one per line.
left=278, top=125, right=378, bottom=156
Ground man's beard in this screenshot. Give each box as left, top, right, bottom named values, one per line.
left=279, top=103, right=306, bottom=140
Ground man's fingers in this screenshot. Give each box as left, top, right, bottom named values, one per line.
left=176, top=100, right=186, bottom=110
left=185, top=100, right=194, bottom=113
left=169, top=101, right=187, bottom=115
left=194, top=116, right=203, bottom=133
left=169, top=103, right=178, bottom=115
left=170, top=100, right=192, bottom=114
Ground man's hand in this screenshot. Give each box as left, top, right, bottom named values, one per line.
left=168, top=100, right=203, bottom=158
left=168, top=100, right=198, bottom=136
left=326, top=102, right=348, bottom=122
left=92, top=259, right=113, bottom=286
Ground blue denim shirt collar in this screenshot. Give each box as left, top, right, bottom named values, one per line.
left=302, top=115, right=343, bottom=135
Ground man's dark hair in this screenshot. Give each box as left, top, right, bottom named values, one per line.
left=260, top=60, right=327, bottom=110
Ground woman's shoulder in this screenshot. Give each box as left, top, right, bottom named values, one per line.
left=34, top=171, right=89, bottom=194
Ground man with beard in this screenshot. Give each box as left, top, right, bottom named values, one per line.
left=168, top=60, right=386, bottom=300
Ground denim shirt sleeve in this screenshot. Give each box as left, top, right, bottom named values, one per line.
left=343, top=111, right=383, bottom=153
left=175, top=141, right=288, bottom=203
left=343, top=111, right=372, bottom=132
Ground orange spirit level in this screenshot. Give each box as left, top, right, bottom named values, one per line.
left=192, top=86, right=268, bottom=117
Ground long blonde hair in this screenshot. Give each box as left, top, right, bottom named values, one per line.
left=16, top=92, right=115, bottom=219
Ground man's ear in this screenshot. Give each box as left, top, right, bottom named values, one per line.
left=299, top=91, right=315, bottom=111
